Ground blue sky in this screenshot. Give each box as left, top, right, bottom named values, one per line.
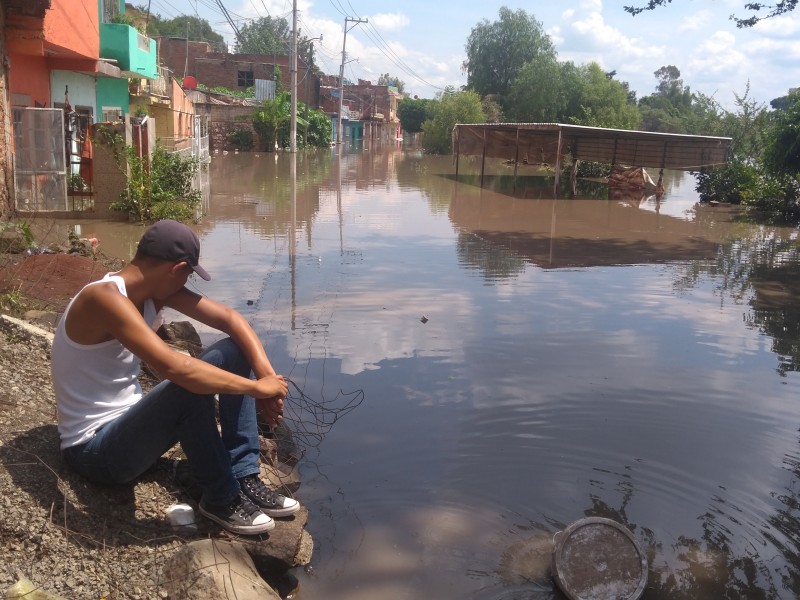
left=154, top=0, right=799, bottom=109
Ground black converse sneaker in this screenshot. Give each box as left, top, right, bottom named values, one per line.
left=239, top=474, right=300, bottom=517
left=199, top=490, right=275, bottom=535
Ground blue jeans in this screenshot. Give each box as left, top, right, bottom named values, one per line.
left=62, top=338, right=261, bottom=506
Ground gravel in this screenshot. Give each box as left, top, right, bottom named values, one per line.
left=0, top=320, right=206, bottom=599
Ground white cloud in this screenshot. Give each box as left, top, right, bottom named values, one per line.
left=678, top=9, right=713, bottom=32
left=369, top=12, right=410, bottom=31
left=569, top=12, right=662, bottom=59
left=687, top=30, right=746, bottom=75
left=753, top=12, right=800, bottom=37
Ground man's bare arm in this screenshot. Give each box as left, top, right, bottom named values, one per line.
left=163, top=287, right=288, bottom=425
left=90, top=284, right=287, bottom=399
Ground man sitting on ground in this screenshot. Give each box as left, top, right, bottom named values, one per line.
left=52, top=219, right=299, bottom=535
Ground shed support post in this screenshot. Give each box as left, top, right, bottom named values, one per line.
left=553, top=128, right=563, bottom=197
left=480, top=128, right=487, bottom=189
left=513, top=127, right=520, bottom=192
left=455, top=127, right=460, bottom=178
left=657, top=141, right=667, bottom=195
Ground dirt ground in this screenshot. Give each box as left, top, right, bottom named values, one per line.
left=0, top=252, right=122, bottom=314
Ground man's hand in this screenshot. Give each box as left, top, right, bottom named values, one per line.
left=254, top=374, right=288, bottom=428
left=257, top=395, right=285, bottom=428
left=253, top=374, right=288, bottom=399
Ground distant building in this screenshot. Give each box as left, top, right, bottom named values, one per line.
left=319, top=76, right=403, bottom=143
left=155, top=38, right=320, bottom=108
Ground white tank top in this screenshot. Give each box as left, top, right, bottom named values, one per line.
left=52, top=274, right=158, bottom=449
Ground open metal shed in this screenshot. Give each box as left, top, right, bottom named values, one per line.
left=452, top=123, right=732, bottom=189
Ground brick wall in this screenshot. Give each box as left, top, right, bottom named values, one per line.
left=199, top=103, right=267, bottom=153
left=196, top=56, right=275, bottom=91
left=156, top=38, right=213, bottom=79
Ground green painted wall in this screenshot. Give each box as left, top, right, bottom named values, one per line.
left=96, top=78, right=130, bottom=119
left=100, top=23, right=157, bottom=79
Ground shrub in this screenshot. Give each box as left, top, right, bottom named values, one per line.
left=112, top=146, right=201, bottom=223
left=694, top=161, right=760, bottom=204
left=228, top=127, right=254, bottom=150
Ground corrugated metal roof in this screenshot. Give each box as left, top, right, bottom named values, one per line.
left=453, top=123, right=731, bottom=170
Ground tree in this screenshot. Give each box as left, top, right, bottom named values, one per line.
left=505, top=54, right=564, bottom=122
left=463, top=7, right=556, bottom=102
left=236, top=16, right=291, bottom=55
left=623, top=0, right=798, bottom=27
left=377, top=73, right=405, bottom=95
left=571, top=63, right=641, bottom=130
left=764, top=90, right=800, bottom=177
left=139, top=10, right=225, bottom=51
left=421, top=88, right=485, bottom=154
left=398, top=98, right=431, bottom=134
left=252, top=90, right=291, bottom=151
left=638, top=65, right=696, bottom=132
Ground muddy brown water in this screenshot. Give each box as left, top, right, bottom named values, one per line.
left=38, top=147, right=800, bottom=599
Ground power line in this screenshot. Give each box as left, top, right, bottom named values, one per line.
left=343, top=0, right=443, bottom=92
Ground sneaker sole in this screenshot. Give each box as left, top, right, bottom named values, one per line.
left=198, top=505, right=275, bottom=535
left=260, top=498, right=301, bottom=518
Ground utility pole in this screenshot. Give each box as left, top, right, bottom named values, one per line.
left=290, top=0, right=298, bottom=152
left=337, top=16, right=367, bottom=145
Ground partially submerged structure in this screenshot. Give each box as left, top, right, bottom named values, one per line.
left=452, top=123, right=732, bottom=193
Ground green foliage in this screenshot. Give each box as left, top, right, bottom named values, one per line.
left=236, top=16, right=291, bottom=54
left=740, top=172, right=800, bottom=223
left=464, top=7, right=556, bottom=102
left=377, top=73, right=405, bottom=94
left=0, top=220, right=35, bottom=253
left=398, top=98, right=431, bottom=134
left=695, top=160, right=759, bottom=204
left=252, top=91, right=291, bottom=151
left=481, top=96, right=504, bottom=123
left=505, top=55, right=564, bottom=122
left=422, top=88, right=486, bottom=154
left=112, top=145, right=201, bottom=223
left=623, top=0, right=798, bottom=27
left=143, top=12, right=226, bottom=51
left=570, top=63, right=641, bottom=129
left=764, top=90, right=800, bottom=177
left=301, top=106, right=333, bottom=148
left=196, top=82, right=255, bottom=99
left=67, top=173, right=87, bottom=192
left=637, top=66, right=699, bottom=133
left=228, top=128, right=254, bottom=150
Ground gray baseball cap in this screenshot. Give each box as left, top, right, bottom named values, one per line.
left=137, top=220, right=211, bottom=281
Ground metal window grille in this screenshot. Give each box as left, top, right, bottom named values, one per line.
left=238, top=70, right=254, bottom=87
left=13, top=108, right=68, bottom=211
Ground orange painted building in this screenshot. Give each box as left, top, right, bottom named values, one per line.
left=5, top=0, right=108, bottom=110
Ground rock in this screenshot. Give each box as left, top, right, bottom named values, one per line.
left=244, top=504, right=312, bottom=577
left=6, top=576, right=67, bottom=599
left=23, top=310, right=60, bottom=331
left=0, top=228, right=29, bottom=254
left=156, top=321, right=203, bottom=357
left=162, top=539, right=280, bottom=600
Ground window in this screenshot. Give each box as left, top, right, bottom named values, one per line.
left=102, top=107, right=123, bottom=122
left=237, top=70, right=254, bottom=88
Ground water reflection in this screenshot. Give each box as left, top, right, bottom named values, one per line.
left=30, top=148, right=800, bottom=599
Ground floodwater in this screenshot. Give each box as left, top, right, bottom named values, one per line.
left=46, top=147, right=800, bottom=599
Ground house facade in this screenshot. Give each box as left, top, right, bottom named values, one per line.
left=155, top=37, right=320, bottom=108
left=1, top=0, right=202, bottom=217
left=319, top=75, right=403, bottom=143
